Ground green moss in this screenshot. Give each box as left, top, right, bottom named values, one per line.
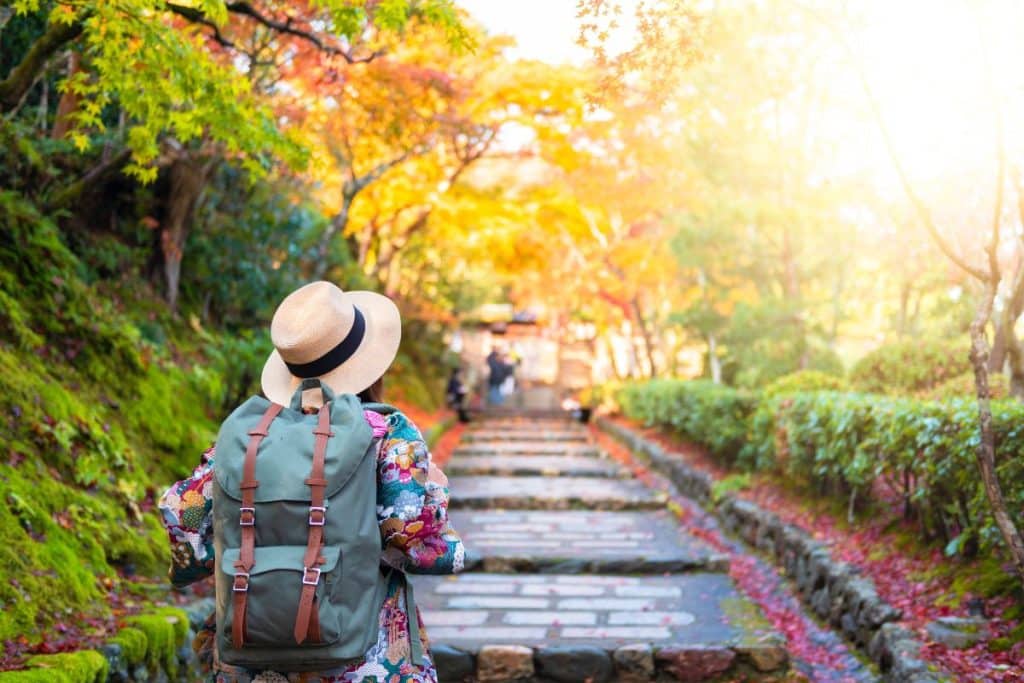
left=720, top=596, right=775, bottom=634
left=110, top=626, right=148, bottom=665
left=0, top=650, right=109, bottom=683
left=711, top=473, right=752, bottom=502
left=949, top=556, right=1020, bottom=600
left=124, top=608, right=188, bottom=673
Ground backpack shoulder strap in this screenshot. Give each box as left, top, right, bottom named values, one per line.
left=293, top=403, right=334, bottom=644
left=232, top=401, right=283, bottom=649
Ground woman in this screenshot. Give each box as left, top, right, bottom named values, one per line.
left=159, top=281, right=464, bottom=683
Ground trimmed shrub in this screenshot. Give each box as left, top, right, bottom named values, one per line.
left=762, top=370, right=846, bottom=398
left=849, top=339, right=969, bottom=395
left=927, top=370, right=1011, bottom=401
left=618, top=380, right=756, bottom=466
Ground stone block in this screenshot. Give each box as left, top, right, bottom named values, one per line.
left=862, top=600, right=902, bottom=629
left=476, top=644, right=535, bottom=682
left=925, top=616, right=991, bottom=649
left=843, top=577, right=880, bottom=623
left=655, top=645, right=736, bottom=681
left=614, top=643, right=656, bottom=682
left=433, top=645, right=475, bottom=683
left=735, top=639, right=788, bottom=672
left=535, top=645, right=614, bottom=683
left=810, top=588, right=831, bottom=620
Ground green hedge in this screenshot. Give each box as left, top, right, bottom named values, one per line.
left=619, top=380, right=757, bottom=466
left=618, top=379, right=1024, bottom=556
left=849, top=339, right=970, bottom=395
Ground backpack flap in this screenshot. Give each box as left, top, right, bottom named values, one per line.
left=220, top=545, right=343, bottom=647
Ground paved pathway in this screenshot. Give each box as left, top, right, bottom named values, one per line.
left=413, top=415, right=789, bottom=682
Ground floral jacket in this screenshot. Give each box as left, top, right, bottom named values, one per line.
left=158, top=409, right=465, bottom=683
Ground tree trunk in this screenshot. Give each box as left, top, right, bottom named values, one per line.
left=0, top=20, right=82, bottom=112
left=897, top=280, right=911, bottom=338
left=708, top=332, right=722, bottom=383
left=968, top=281, right=1024, bottom=585
left=992, top=255, right=1024, bottom=394
left=313, top=189, right=354, bottom=280
left=161, top=157, right=213, bottom=310
left=51, top=51, right=81, bottom=139
left=604, top=336, right=625, bottom=381
left=630, top=296, right=657, bottom=377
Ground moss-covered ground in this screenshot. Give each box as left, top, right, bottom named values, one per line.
left=0, top=192, right=228, bottom=666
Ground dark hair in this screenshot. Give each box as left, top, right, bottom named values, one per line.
left=357, top=376, right=384, bottom=403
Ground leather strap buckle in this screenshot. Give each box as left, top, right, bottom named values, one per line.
left=308, top=506, right=326, bottom=526
left=239, top=507, right=256, bottom=526
left=232, top=572, right=250, bottom=592
left=302, top=567, right=321, bottom=586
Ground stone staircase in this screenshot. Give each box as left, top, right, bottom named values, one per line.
left=411, top=415, right=788, bottom=682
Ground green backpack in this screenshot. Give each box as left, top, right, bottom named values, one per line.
left=211, top=379, right=422, bottom=672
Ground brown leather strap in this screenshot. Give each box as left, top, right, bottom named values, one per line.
left=294, top=403, right=333, bottom=644
left=308, top=597, right=322, bottom=644
left=231, top=402, right=283, bottom=649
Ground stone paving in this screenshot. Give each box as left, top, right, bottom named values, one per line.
left=461, top=430, right=590, bottom=443
left=413, top=415, right=789, bottom=682
left=448, top=475, right=666, bottom=511
left=453, top=442, right=602, bottom=457
left=453, top=510, right=728, bottom=574
left=446, top=454, right=628, bottom=478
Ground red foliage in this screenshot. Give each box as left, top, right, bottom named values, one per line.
left=608, top=418, right=1024, bottom=681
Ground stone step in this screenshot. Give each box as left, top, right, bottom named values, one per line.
left=448, top=476, right=666, bottom=511
left=412, top=572, right=787, bottom=681
left=446, top=454, right=628, bottom=478
left=470, top=420, right=578, bottom=430
left=453, top=443, right=602, bottom=457
left=461, top=430, right=589, bottom=443
left=452, top=509, right=728, bottom=574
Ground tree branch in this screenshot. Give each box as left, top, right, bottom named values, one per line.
left=167, top=1, right=384, bottom=64
left=45, top=147, right=132, bottom=211
left=0, top=19, right=83, bottom=113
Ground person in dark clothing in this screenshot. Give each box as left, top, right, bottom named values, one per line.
left=446, top=367, right=470, bottom=422
left=486, top=348, right=509, bottom=405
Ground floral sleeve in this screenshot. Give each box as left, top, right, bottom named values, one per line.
left=158, top=446, right=217, bottom=587
left=376, top=411, right=465, bottom=575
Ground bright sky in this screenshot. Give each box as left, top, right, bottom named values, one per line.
left=456, top=0, right=590, bottom=64
left=456, top=0, right=1024, bottom=222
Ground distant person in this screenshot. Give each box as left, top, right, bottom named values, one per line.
left=446, top=367, right=470, bottom=422
left=486, top=347, right=509, bottom=405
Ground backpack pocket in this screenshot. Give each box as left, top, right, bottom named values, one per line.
left=220, top=544, right=343, bottom=647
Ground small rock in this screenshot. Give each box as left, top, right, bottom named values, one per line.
left=536, top=645, right=613, bottom=683
left=613, top=643, right=655, bottom=682
left=432, top=644, right=474, bottom=682
left=130, top=664, right=150, bottom=682
left=925, top=616, right=991, bottom=649
left=861, top=598, right=902, bottom=629
left=811, top=588, right=831, bottom=620
left=840, top=612, right=859, bottom=639
left=477, top=644, right=534, bottom=682
left=735, top=640, right=788, bottom=672
left=655, top=645, right=736, bottom=680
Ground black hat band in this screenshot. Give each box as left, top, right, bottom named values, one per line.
left=284, top=307, right=366, bottom=378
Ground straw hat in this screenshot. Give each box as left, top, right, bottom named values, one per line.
left=260, top=281, right=401, bottom=405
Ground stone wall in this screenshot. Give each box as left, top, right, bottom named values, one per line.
left=597, top=417, right=952, bottom=683
left=433, top=641, right=787, bottom=682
